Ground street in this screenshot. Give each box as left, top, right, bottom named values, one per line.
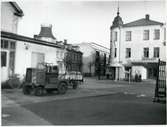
left=2, top=78, right=166, bottom=125
left=1, top=1, right=166, bottom=126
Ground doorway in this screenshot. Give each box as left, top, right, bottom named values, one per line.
left=1, top=50, right=9, bottom=82
left=31, top=52, right=45, bottom=68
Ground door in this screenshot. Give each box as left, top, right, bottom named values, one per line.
left=31, top=52, right=45, bottom=68
left=1, top=50, right=9, bottom=82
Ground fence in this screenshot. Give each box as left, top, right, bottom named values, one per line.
left=153, top=59, right=166, bottom=102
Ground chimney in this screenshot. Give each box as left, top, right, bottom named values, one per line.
left=38, top=24, right=56, bottom=39
left=145, top=14, right=150, bottom=20
left=64, top=39, right=67, bottom=45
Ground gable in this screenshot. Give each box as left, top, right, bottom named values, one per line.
left=123, top=18, right=163, bottom=28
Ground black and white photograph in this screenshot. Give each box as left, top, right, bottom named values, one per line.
left=1, top=0, right=166, bottom=125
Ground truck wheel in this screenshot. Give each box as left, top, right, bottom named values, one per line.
left=23, top=86, right=31, bottom=95
left=72, top=81, right=78, bottom=89
left=58, top=82, right=67, bottom=94
left=35, top=87, right=44, bottom=96
left=46, top=89, right=53, bottom=94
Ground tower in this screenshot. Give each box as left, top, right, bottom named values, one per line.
left=109, top=5, right=123, bottom=80
left=110, top=6, right=123, bottom=65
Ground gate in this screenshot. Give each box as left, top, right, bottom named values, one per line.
left=153, top=59, right=166, bottom=102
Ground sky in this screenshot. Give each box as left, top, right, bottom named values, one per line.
left=14, top=0, right=166, bottom=48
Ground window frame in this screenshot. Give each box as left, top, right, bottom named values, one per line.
left=143, top=30, right=150, bottom=40
left=154, top=47, right=160, bottom=58
left=1, top=51, right=7, bottom=67
left=126, top=48, right=131, bottom=58
left=125, top=31, right=132, bottom=41
left=114, top=31, right=117, bottom=42
left=114, top=48, right=117, bottom=58
left=154, top=29, right=160, bottom=40
left=143, top=47, right=149, bottom=58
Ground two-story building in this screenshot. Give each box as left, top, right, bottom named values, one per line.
left=110, top=9, right=166, bottom=80
left=76, top=42, right=110, bottom=76
left=64, top=44, right=82, bottom=72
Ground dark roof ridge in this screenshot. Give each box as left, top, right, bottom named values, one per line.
left=1, top=31, right=61, bottom=48
left=123, top=17, right=163, bottom=28
left=9, top=2, right=24, bottom=17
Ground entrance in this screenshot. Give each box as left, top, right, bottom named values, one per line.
left=31, top=52, right=45, bottom=68
left=147, top=67, right=158, bottom=79
left=1, top=39, right=16, bottom=83
left=1, top=50, right=9, bottom=82
left=111, top=67, right=116, bottom=80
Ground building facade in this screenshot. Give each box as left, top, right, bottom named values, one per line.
left=64, top=45, right=82, bottom=72
left=76, top=42, right=110, bottom=76
left=110, top=10, right=166, bottom=80
left=34, top=24, right=66, bottom=74
left=1, top=2, right=82, bottom=84
left=1, top=2, right=24, bottom=82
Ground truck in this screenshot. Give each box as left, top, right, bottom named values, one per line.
left=22, top=63, right=83, bottom=96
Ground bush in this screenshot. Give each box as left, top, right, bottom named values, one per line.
left=1, top=74, right=22, bottom=89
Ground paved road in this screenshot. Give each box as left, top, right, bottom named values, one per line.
left=2, top=78, right=165, bottom=125
left=21, top=93, right=166, bottom=125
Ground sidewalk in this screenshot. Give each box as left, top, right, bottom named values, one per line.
left=84, top=77, right=156, bottom=85
left=2, top=94, right=51, bottom=125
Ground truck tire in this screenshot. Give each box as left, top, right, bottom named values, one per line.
left=34, top=87, right=44, bottom=96
left=72, top=81, right=78, bottom=89
left=23, top=86, right=31, bottom=95
left=46, top=89, right=54, bottom=94
left=58, top=82, right=67, bottom=94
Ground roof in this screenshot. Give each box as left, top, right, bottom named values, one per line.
left=111, top=10, right=123, bottom=29
left=123, top=18, right=163, bottom=28
left=77, top=42, right=110, bottom=54
left=37, top=25, right=56, bottom=39
left=1, top=31, right=82, bottom=54
left=9, top=2, right=24, bottom=17
left=89, top=42, right=110, bottom=51
left=1, top=31, right=61, bottom=49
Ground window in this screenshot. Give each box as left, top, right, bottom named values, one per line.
left=154, top=47, right=160, bottom=58
left=126, top=48, right=131, bottom=58
left=114, top=48, right=117, bottom=57
left=9, top=51, right=15, bottom=75
left=1, top=40, right=9, bottom=49
left=56, top=50, right=59, bottom=58
left=10, top=41, right=16, bottom=49
left=143, top=30, right=149, bottom=40
left=126, top=31, right=132, bottom=41
left=154, top=29, right=160, bottom=40
left=143, top=48, right=149, bottom=58
left=1, top=51, right=7, bottom=67
left=114, top=32, right=117, bottom=41
left=164, top=28, right=166, bottom=41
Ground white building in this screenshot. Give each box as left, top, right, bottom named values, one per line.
left=110, top=9, right=166, bottom=80
left=1, top=2, right=70, bottom=84
left=1, top=2, right=24, bottom=82
left=76, top=42, right=110, bottom=76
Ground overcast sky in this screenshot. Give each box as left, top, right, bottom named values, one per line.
left=15, top=0, right=166, bottom=48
